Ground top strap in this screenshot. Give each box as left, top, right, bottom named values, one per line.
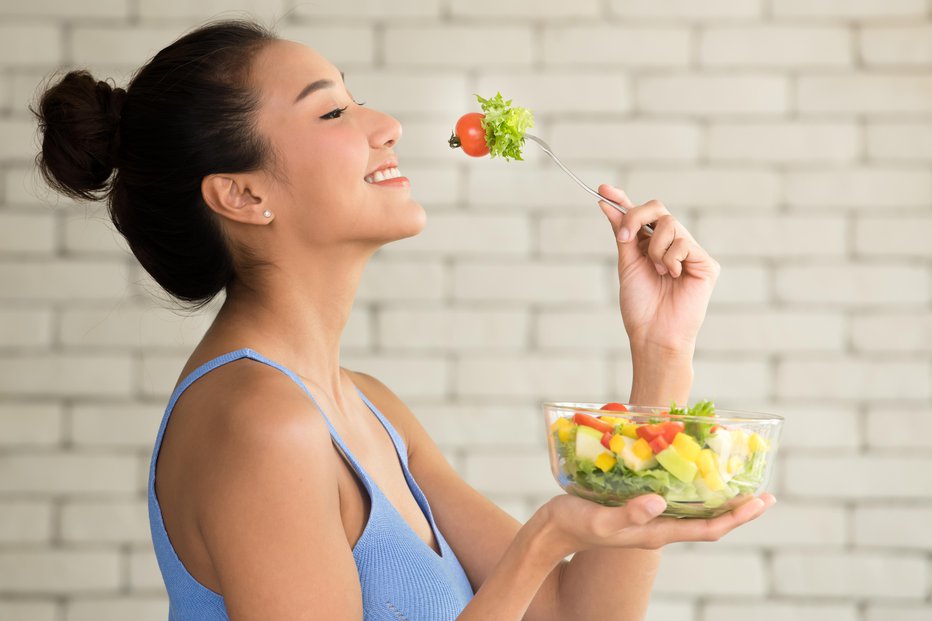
left=162, top=348, right=379, bottom=498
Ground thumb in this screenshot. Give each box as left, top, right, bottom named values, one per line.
left=596, top=183, right=633, bottom=237
left=626, top=494, right=667, bottom=526
left=597, top=184, right=644, bottom=267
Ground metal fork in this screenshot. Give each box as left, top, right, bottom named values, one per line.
left=524, top=133, right=654, bottom=236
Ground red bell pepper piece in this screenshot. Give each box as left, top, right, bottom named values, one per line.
left=649, top=435, right=670, bottom=454
left=600, top=402, right=628, bottom=412
left=636, top=424, right=662, bottom=442
left=601, top=431, right=613, bottom=450
left=573, top=412, right=614, bottom=434
left=659, top=421, right=685, bottom=444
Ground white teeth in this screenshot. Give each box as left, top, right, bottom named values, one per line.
left=365, top=167, right=402, bottom=183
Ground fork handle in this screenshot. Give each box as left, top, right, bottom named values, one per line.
left=523, top=133, right=654, bottom=236
left=597, top=195, right=655, bottom=237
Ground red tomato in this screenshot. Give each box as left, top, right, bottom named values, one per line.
left=649, top=435, right=670, bottom=454
left=600, top=402, right=628, bottom=412
left=573, top=412, right=614, bottom=434
left=601, top=431, right=613, bottom=450
left=449, top=112, right=489, bottom=157
left=659, top=421, right=685, bottom=444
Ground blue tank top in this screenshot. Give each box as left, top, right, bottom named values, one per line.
left=147, top=347, right=475, bottom=620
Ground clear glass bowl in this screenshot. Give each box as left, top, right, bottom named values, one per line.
left=544, top=402, right=783, bottom=519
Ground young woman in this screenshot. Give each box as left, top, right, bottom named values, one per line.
left=32, top=18, right=775, bottom=621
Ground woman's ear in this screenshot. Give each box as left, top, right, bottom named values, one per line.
left=201, top=173, right=267, bottom=224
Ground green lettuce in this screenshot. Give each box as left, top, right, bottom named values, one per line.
left=475, top=92, right=534, bottom=161
left=672, top=400, right=717, bottom=445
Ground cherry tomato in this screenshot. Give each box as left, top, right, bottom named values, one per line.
left=449, top=112, right=489, bottom=157
left=600, top=402, right=628, bottom=412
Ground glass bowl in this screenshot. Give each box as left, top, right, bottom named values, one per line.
left=544, top=402, right=783, bottom=519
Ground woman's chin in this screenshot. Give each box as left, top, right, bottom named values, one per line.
left=394, top=199, right=427, bottom=239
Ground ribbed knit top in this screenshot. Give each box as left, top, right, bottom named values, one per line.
left=147, top=348, right=475, bottom=620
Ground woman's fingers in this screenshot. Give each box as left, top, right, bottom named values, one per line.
left=646, top=215, right=677, bottom=275
left=654, top=494, right=775, bottom=544
left=661, top=237, right=692, bottom=278
left=618, top=199, right=671, bottom=243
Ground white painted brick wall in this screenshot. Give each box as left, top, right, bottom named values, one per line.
left=0, top=0, right=129, bottom=20
left=771, top=0, right=928, bottom=20
left=702, top=603, right=858, bottom=621
left=0, top=550, right=122, bottom=593
left=707, top=122, right=859, bottom=163
left=2, top=2, right=931, bottom=617
left=772, top=551, right=928, bottom=598
left=699, top=26, right=852, bottom=68
left=637, top=75, right=789, bottom=116
left=65, top=597, right=168, bottom=621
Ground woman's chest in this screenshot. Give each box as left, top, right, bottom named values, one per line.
left=331, top=413, right=440, bottom=556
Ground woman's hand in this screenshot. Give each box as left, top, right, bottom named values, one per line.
left=597, top=184, right=720, bottom=355
left=539, top=492, right=776, bottom=557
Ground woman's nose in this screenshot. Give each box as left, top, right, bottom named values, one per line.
left=372, top=111, right=402, bottom=149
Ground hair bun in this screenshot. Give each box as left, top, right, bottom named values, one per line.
left=31, top=70, right=127, bottom=201
left=95, top=79, right=126, bottom=169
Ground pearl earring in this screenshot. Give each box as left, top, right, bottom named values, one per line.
left=262, top=210, right=272, bottom=218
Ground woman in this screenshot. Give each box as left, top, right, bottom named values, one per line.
left=32, top=18, right=775, bottom=621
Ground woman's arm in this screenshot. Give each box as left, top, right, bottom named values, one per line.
left=352, top=365, right=773, bottom=621
left=550, top=349, right=693, bottom=621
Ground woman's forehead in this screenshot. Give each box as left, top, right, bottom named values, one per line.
left=253, top=40, right=339, bottom=103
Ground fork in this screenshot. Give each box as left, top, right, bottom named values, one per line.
left=523, top=133, right=654, bottom=237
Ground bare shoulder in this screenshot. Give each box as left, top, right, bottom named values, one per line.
left=191, top=360, right=362, bottom=618
left=199, top=359, right=333, bottom=450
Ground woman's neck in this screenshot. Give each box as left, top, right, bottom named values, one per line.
left=205, top=244, right=374, bottom=412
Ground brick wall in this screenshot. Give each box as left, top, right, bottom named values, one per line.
left=1, top=1, right=931, bottom=619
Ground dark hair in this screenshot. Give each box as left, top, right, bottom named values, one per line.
left=31, top=18, right=280, bottom=311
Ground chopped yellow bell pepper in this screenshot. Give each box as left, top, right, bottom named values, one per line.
left=632, top=438, right=653, bottom=461
left=702, top=467, right=725, bottom=491
left=552, top=417, right=574, bottom=443
left=621, top=423, right=640, bottom=439
left=594, top=452, right=617, bottom=473
left=749, top=432, right=767, bottom=453
left=609, top=433, right=626, bottom=454
left=672, top=432, right=701, bottom=462
left=696, top=449, right=716, bottom=476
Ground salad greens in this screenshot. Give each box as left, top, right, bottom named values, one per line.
left=475, top=92, right=534, bottom=161
left=552, top=402, right=772, bottom=516
left=675, top=400, right=716, bottom=445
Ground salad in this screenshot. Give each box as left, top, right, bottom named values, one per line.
left=448, top=92, right=534, bottom=161
left=550, top=401, right=773, bottom=517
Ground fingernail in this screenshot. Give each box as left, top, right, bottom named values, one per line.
left=618, top=228, right=631, bottom=242
left=655, top=262, right=667, bottom=275
left=646, top=496, right=666, bottom=515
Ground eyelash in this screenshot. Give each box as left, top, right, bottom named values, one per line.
left=321, top=99, right=367, bottom=120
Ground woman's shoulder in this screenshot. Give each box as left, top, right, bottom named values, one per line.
left=175, top=350, right=335, bottom=454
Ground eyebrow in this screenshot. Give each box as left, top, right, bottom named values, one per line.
left=294, top=70, right=345, bottom=104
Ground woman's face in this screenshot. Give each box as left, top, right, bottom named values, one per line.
left=248, top=39, right=425, bottom=251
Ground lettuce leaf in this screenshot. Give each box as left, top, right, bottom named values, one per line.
left=475, top=92, right=534, bottom=161
left=672, top=400, right=717, bottom=445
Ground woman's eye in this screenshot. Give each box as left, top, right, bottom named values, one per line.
left=320, top=105, right=349, bottom=120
